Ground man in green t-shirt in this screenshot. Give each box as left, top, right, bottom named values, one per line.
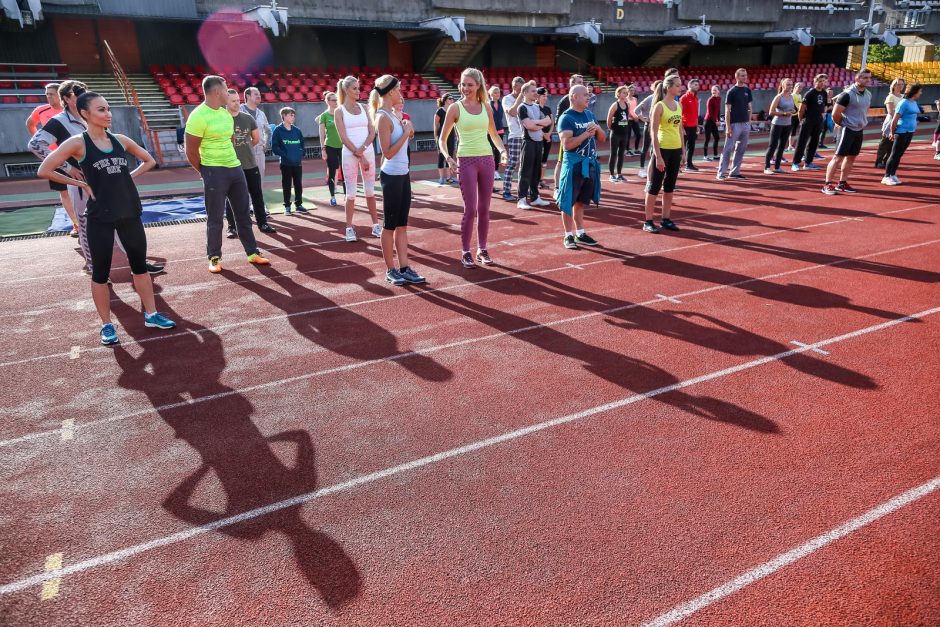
left=184, top=75, right=270, bottom=273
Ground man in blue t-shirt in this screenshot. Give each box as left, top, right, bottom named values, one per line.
left=557, top=85, right=606, bottom=250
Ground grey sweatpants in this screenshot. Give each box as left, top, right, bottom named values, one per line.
left=717, top=122, right=751, bottom=177
left=202, top=166, right=258, bottom=260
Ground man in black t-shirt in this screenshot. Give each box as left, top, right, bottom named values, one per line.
left=793, top=73, right=829, bottom=171
left=716, top=68, right=753, bottom=179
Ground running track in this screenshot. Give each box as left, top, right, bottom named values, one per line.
left=1, top=144, right=938, bottom=624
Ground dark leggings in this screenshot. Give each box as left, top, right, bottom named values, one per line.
left=703, top=120, right=720, bottom=156
left=88, top=216, right=147, bottom=284
left=517, top=138, right=543, bottom=201
left=226, top=166, right=267, bottom=228
left=640, top=123, right=652, bottom=168
left=683, top=126, right=698, bottom=167
left=794, top=118, right=822, bottom=165
left=609, top=130, right=629, bottom=175
left=885, top=132, right=913, bottom=177
left=645, top=148, right=682, bottom=195
left=438, top=133, right=457, bottom=168
left=325, top=145, right=345, bottom=196
left=280, top=163, right=303, bottom=207
left=489, top=135, right=501, bottom=170
left=875, top=132, right=893, bottom=167
left=765, top=125, right=789, bottom=169
left=626, top=119, right=641, bottom=150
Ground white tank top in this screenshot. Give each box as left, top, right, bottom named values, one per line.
left=340, top=103, right=369, bottom=148
left=378, top=110, right=409, bottom=176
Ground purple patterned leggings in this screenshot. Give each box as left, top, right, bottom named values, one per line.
left=457, top=155, right=496, bottom=252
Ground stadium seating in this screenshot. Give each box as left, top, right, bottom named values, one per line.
left=437, top=67, right=602, bottom=95
left=149, top=65, right=440, bottom=103
left=0, top=63, right=69, bottom=105
left=859, top=60, right=940, bottom=86
left=593, top=64, right=866, bottom=92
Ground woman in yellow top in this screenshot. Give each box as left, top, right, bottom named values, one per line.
left=643, top=75, right=683, bottom=233
left=788, top=82, right=804, bottom=151
left=438, top=67, right=508, bottom=268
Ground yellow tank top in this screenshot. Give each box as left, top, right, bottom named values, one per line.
left=455, top=100, right=492, bottom=157
left=655, top=100, right=683, bottom=150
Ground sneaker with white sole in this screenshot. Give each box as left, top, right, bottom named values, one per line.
left=517, top=198, right=533, bottom=209
left=563, top=234, right=578, bottom=249
left=399, top=266, right=426, bottom=284
left=371, top=224, right=383, bottom=238
left=531, top=197, right=550, bottom=207
left=476, top=249, right=494, bottom=265
left=100, top=323, right=119, bottom=345
left=574, top=232, right=599, bottom=246
left=805, top=163, right=822, bottom=171
left=345, top=226, right=357, bottom=242
left=791, top=163, right=801, bottom=172
left=461, top=252, right=475, bottom=268
left=385, top=268, right=406, bottom=286
left=144, top=312, right=176, bottom=330
left=637, top=169, right=647, bottom=178
left=764, top=168, right=775, bottom=175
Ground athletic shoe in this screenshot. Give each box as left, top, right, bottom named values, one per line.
left=517, top=198, right=533, bottom=209
left=144, top=311, right=176, bottom=330
left=609, top=175, right=619, bottom=183
left=385, top=268, right=406, bottom=286
left=815, top=153, right=825, bottom=161
left=100, top=323, right=119, bottom=345
left=461, top=252, right=475, bottom=268
left=208, top=257, right=222, bottom=273
left=891, top=175, right=902, bottom=185
left=616, top=175, right=626, bottom=182
left=702, top=156, right=712, bottom=162
left=934, top=153, right=940, bottom=160
left=874, top=161, right=885, bottom=170
left=247, top=253, right=270, bottom=265
left=729, top=173, right=746, bottom=179
left=564, top=235, right=578, bottom=249
left=476, top=249, right=494, bottom=265
left=821, top=183, right=838, bottom=196
left=836, top=182, right=857, bottom=193
left=345, top=226, right=357, bottom=242
left=661, top=218, right=679, bottom=231
left=683, top=164, right=700, bottom=172
left=145, top=262, right=165, bottom=275
left=330, top=196, right=337, bottom=206
left=226, top=227, right=238, bottom=239
left=773, top=168, right=784, bottom=174
left=538, top=181, right=549, bottom=189
left=637, top=169, right=647, bottom=178
left=780, top=158, right=789, bottom=165
left=494, top=172, right=503, bottom=181
left=69, top=225, right=79, bottom=238
left=805, top=163, right=822, bottom=171
left=371, top=223, right=383, bottom=238
left=399, top=266, right=426, bottom=284
left=763, top=168, right=775, bottom=175
left=531, top=197, right=550, bottom=207
left=283, top=205, right=292, bottom=215
left=881, top=176, right=899, bottom=186
left=438, top=178, right=446, bottom=185
left=818, top=143, right=828, bottom=149
left=642, top=220, right=660, bottom=233
left=574, top=232, right=599, bottom=247
left=791, top=163, right=801, bottom=172
left=295, top=205, right=309, bottom=213
left=502, top=192, right=517, bottom=202
left=259, top=223, right=276, bottom=234
left=716, top=174, right=728, bottom=181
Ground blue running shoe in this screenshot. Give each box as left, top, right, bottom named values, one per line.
left=144, top=312, right=177, bottom=330
left=385, top=268, right=406, bottom=286
left=329, top=196, right=337, bottom=206
left=100, top=323, right=119, bottom=345
left=399, top=266, right=426, bottom=284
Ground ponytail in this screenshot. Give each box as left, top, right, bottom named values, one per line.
left=654, top=76, right=680, bottom=105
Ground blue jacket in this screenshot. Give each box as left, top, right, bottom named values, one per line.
left=271, top=124, right=304, bottom=166
left=557, top=151, right=600, bottom=215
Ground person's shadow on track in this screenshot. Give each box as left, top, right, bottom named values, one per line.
left=111, top=302, right=361, bottom=609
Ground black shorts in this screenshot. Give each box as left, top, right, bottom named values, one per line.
left=49, top=168, right=68, bottom=192
left=379, top=171, right=411, bottom=230
left=835, top=128, right=864, bottom=157
left=569, top=162, right=596, bottom=206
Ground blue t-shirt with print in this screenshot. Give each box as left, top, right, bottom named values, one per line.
left=558, top=108, right=597, bottom=159
left=895, top=98, right=919, bottom=134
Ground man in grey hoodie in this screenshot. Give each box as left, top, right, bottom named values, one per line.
left=822, top=69, right=872, bottom=195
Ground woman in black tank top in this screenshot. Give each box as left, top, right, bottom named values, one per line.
left=606, top=86, right=632, bottom=180
left=38, top=92, right=176, bottom=346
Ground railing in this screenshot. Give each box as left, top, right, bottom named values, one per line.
left=883, top=7, right=931, bottom=30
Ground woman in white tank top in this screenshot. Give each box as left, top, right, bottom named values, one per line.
left=334, top=76, right=381, bottom=242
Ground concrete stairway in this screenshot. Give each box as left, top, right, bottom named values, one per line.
left=68, top=73, right=181, bottom=130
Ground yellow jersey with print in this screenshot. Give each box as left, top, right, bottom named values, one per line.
left=654, top=100, right=683, bottom=150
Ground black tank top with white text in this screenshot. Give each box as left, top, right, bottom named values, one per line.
left=612, top=102, right=630, bottom=131
left=79, top=131, right=143, bottom=222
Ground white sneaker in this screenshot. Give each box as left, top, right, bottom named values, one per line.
left=891, top=175, right=902, bottom=185
left=881, top=176, right=893, bottom=185
left=531, top=197, right=550, bottom=207
left=763, top=168, right=775, bottom=175
left=371, top=223, right=383, bottom=238
left=345, top=226, right=357, bottom=242
left=791, top=163, right=801, bottom=172
left=517, top=199, right=533, bottom=209
left=931, top=140, right=938, bottom=149
left=637, top=169, right=647, bottom=178
left=934, top=153, right=940, bottom=160
left=494, top=172, right=502, bottom=181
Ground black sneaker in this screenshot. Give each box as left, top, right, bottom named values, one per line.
left=295, top=205, right=309, bottom=213
left=259, top=223, right=276, bottom=234
left=729, top=173, right=747, bottom=179
left=226, top=227, right=238, bottom=239
left=145, top=262, right=165, bottom=274
left=642, top=220, right=660, bottom=233
left=836, top=182, right=858, bottom=193
left=661, top=218, right=679, bottom=231
left=564, top=234, right=578, bottom=249
left=461, top=252, right=476, bottom=268
left=574, top=232, right=599, bottom=247
left=684, top=164, right=700, bottom=172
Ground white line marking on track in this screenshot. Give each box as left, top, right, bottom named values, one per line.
left=642, top=474, right=940, bottom=627
left=565, top=262, right=584, bottom=270
left=0, top=307, right=936, bottom=597
left=68, top=346, right=80, bottom=360
left=59, top=420, right=74, bottom=442
left=790, top=340, right=830, bottom=355
left=2, top=238, right=938, bottom=450
left=656, top=294, right=682, bottom=304
left=2, top=203, right=933, bottom=371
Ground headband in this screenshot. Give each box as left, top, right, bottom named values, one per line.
left=376, top=78, right=399, bottom=96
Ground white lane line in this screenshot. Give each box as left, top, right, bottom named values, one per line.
left=1, top=306, right=936, bottom=598
left=790, top=340, right=830, bottom=356
left=565, top=263, right=584, bottom=270
left=642, top=475, right=940, bottom=627
left=656, top=294, right=683, bottom=304
left=2, top=237, right=937, bottom=450
left=2, top=202, right=933, bottom=371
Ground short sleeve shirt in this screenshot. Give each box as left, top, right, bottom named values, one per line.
left=231, top=112, right=258, bottom=169
left=802, top=88, right=828, bottom=120
left=185, top=103, right=240, bottom=168
left=895, top=98, right=919, bottom=134
left=316, top=111, right=342, bottom=148
left=558, top=108, right=597, bottom=159
left=725, top=85, right=753, bottom=124
left=503, top=93, right=523, bottom=138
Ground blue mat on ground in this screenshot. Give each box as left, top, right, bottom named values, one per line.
left=47, top=196, right=206, bottom=232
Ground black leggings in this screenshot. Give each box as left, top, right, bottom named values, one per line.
left=379, top=171, right=412, bottom=230
left=645, top=148, right=682, bottom=195
left=88, top=216, right=147, bottom=284
left=874, top=131, right=894, bottom=167
left=885, top=132, right=913, bottom=177
left=626, top=119, right=641, bottom=150
left=280, top=164, right=303, bottom=207
left=765, top=125, right=790, bottom=169
left=437, top=133, right=457, bottom=169
left=490, top=135, right=502, bottom=170
left=640, top=123, right=652, bottom=168
left=703, top=120, right=720, bottom=157
left=683, top=126, right=698, bottom=167
left=325, top=145, right=345, bottom=197
left=609, top=130, right=629, bottom=175
left=794, top=118, right=822, bottom=165
left=517, top=138, right=543, bottom=201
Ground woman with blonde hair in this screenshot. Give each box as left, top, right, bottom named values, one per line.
left=788, top=81, right=803, bottom=151
left=643, top=75, right=683, bottom=234
left=438, top=67, right=508, bottom=268
left=764, top=77, right=796, bottom=174
left=334, top=75, right=381, bottom=242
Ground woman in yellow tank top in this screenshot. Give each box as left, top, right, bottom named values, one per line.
left=438, top=68, right=508, bottom=268
left=643, top=75, right=684, bottom=234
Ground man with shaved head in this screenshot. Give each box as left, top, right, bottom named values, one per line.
left=556, top=84, right=605, bottom=249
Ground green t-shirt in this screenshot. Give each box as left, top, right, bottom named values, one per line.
left=185, top=103, right=240, bottom=168
left=316, top=110, right=342, bottom=149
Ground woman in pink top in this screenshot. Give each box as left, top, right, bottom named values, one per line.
left=703, top=85, right=721, bottom=161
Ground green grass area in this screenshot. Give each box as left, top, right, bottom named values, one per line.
left=0, top=205, right=57, bottom=237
